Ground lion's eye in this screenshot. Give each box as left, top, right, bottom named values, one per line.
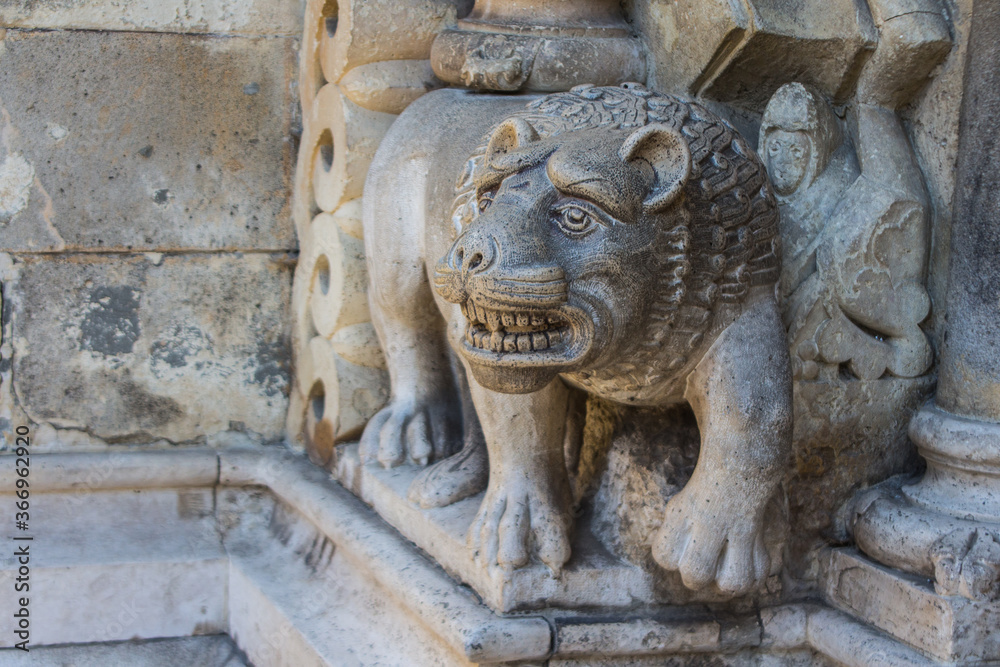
left=478, top=197, right=492, bottom=213
left=555, top=203, right=600, bottom=236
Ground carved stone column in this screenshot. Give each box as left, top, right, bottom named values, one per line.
left=830, top=0, right=1000, bottom=661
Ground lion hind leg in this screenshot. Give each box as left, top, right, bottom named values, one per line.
left=408, top=367, right=489, bottom=508
left=360, top=155, right=461, bottom=468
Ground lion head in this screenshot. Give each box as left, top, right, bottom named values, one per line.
left=433, top=84, right=781, bottom=399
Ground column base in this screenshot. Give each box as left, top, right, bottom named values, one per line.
left=850, top=403, right=1000, bottom=603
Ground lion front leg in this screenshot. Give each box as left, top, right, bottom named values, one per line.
left=652, top=291, right=792, bottom=595
left=467, top=377, right=573, bottom=575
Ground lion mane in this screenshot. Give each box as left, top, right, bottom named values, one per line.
left=450, top=83, right=781, bottom=397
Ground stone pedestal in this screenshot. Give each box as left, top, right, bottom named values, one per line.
left=845, top=0, right=1000, bottom=659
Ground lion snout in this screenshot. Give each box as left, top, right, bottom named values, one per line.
left=435, top=259, right=570, bottom=311
left=468, top=270, right=569, bottom=310
left=435, top=228, right=571, bottom=310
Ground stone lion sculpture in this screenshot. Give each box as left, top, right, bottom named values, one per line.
left=361, top=83, right=792, bottom=595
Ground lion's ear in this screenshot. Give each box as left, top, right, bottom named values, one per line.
left=620, top=124, right=691, bottom=213
left=484, top=118, right=540, bottom=172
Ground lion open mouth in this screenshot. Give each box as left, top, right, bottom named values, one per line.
left=461, top=301, right=570, bottom=354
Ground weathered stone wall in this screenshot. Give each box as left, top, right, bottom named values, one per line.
left=0, top=1, right=304, bottom=450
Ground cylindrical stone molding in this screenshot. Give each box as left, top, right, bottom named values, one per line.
left=319, top=0, right=460, bottom=85
left=309, top=214, right=371, bottom=339
left=289, top=0, right=458, bottom=461
left=309, top=84, right=397, bottom=214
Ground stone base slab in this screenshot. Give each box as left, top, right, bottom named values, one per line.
left=0, top=448, right=942, bottom=666
left=333, top=442, right=668, bottom=612
left=0, top=635, right=249, bottom=666
left=822, top=547, right=1000, bottom=663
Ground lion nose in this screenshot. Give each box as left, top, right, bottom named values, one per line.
left=450, top=235, right=497, bottom=277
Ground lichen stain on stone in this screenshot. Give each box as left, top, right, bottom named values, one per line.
left=116, top=372, right=183, bottom=433
left=0, top=153, right=34, bottom=224
left=251, top=338, right=291, bottom=398
left=79, top=285, right=141, bottom=356
left=150, top=324, right=213, bottom=372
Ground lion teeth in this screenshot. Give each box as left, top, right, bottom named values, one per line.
left=466, top=326, right=566, bottom=353
left=462, top=301, right=570, bottom=353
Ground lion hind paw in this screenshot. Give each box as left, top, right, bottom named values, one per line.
left=407, top=443, right=488, bottom=509
left=359, top=400, right=457, bottom=468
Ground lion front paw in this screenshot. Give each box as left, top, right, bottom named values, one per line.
left=468, top=475, right=571, bottom=575
left=359, top=398, right=458, bottom=468
left=651, top=488, right=770, bottom=595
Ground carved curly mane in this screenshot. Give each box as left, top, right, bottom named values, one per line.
left=451, top=84, right=781, bottom=396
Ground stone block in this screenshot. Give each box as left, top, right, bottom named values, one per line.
left=227, top=495, right=477, bottom=667
left=823, top=548, right=1000, bottom=662
left=638, top=0, right=878, bottom=110
left=786, top=376, right=933, bottom=567
left=332, top=444, right=667, bottom=613
left=633, top=0, right=751, bottom=95
left=0, top=30, right=297, bottom=252
left=8, top=253, right=292, bottom=444
left=0, top=488, right=227, bottom=647
left=0, top=636, right=248, bottom=666
left=0, top=0, right=303, bottom=35
left=701, top=0, right=878, bottom=110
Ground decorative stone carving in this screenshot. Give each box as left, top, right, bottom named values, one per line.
left=283, top=0, right=1000, bottom=660
left=430, top=0, right=645, bottom=92
left=760, top=82, right=932, bottom=382
left=752, top=3, right=951, bottom=567
left=634, top=0, right=949, bottom=112
left=288, top=0, right=466, bottom=463
left=821, top=0, right=1000, bottom=661
left=360, top=83, right=792, bottom=594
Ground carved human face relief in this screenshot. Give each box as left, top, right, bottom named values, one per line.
left=765, top=129, right=811, bottom=196
left=433, top=126, right=674, bottom=394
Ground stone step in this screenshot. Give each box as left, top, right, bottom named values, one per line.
left=0, top=635, right=247, bottom=666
